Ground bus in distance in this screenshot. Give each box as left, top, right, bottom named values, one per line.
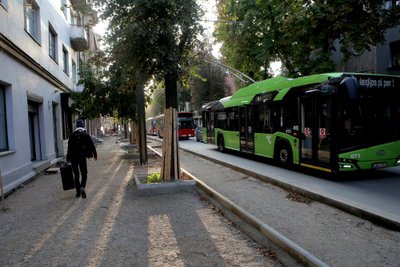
left=147, top=112, right=195, bottom=139
left=201, top=72, right=400, bottom=172
left=146, top=117, right=157, bottom=136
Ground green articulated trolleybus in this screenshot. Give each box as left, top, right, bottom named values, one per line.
left=201, top=73, right=400, bottom=173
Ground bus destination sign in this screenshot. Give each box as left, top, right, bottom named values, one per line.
left=356, top=76, right=397, bottom=89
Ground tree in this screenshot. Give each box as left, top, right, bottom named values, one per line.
left=214, top=0, right=281, bottom=80
left=146, top=84, right=165, bottom=118
left=214, top=0, right=400, bottom=77
left=71, top=52, right=111, bottom=120
left=188, top=57, right=227, bottom=111
left=98, top=0, right=203, bottom=180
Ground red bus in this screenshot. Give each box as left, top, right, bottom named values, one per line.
left=151, top=112, right=195, bottom=139
left=145, top=117, right=157, bottom=135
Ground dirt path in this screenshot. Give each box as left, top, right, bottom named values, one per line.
left=0, top=136, right=282, bottom=266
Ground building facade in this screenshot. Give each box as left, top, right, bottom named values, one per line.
left=332, top=0, right=400, bottom=75
left=333, top=25, right=400, bottom=75
left=0, top=0, right=98, bottom=194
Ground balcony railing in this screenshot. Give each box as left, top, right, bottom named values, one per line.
left=70, top=0, right=90, bottom=12
left=70, top=26, right=89, bottom=51
left=84, top=12, right=98, bottom=26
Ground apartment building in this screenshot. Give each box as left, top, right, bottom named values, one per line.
left=332, top=1, right=400, bottom=75
left=332, top=25, right=400, bottom=75
left=0, top=0, right=98, bottom=194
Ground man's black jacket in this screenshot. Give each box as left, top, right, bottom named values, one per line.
left=67, top=128, right=97, bottom=161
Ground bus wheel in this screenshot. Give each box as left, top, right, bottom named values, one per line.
left=217, top=136, right=225, bottom=152
left=275, top=142, right=292, bottom=165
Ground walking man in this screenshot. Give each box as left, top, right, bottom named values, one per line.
left=67, top=119, right=97, bottom=199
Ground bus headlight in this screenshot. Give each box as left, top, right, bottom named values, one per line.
left=396, top=158, right=400, bottom=165
left=339, top=164, right=354, bottom=169
left=338, top=158, right=358, bottom=170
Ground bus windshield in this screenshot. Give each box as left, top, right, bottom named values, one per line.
left=337, top=87, right=400, bottom=151
left=178, top=117, right=194, bottom=129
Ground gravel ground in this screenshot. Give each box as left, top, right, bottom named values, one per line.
left=176, top=147, right=400, bottom=267
left=0, top=136, right=282, bottom=267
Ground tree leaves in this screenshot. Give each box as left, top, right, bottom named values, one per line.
left=215, top=0, right=400, bottom=77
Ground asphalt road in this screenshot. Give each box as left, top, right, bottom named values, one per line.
left=177, top=137, right=400, bottom=228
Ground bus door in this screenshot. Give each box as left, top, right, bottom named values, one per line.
left=239, top=106, right=254, bottom=153
left=299, top=94, right=332, bottom=169
left=206, top=111, right=214, bottom=144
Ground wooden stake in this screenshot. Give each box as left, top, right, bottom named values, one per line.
left=160, top=107, right=181, bottom=181
left=173, top=109, right=180, bottom=179
left=166, top=108, right=172, bottom=180
left=161, top=109, right=167, bottom=180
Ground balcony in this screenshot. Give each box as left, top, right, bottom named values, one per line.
left=70, top=26, right=89, bottom=51
left=70, top=0, right=90, bottom=12
left=84, top=12, right=98, bottom=26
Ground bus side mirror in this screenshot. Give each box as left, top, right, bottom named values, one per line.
left=340, top=77, right=359, bottom=100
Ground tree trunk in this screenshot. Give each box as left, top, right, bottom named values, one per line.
left=161, top=72, right=180, bottom=181
left=136, top=82, right=148, bottom=165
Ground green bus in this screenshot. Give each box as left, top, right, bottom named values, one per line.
left=201, top=73, right=400, bottom=172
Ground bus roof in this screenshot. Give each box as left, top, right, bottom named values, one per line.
left=222, top=72, right=344, bottom=108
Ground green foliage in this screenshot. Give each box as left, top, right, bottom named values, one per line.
left=94, top=0, right=204, bottom=115
left=71, top=52, right=111, bottom=120
left=214, top=0, right=400, bottom=77
left=146, top=172, right=161, bottom=184
left=77, top=0, right=205, bottom=121
left=187, top=55, right=227, bottom=111
left=97, top=0, right=203, bottom=81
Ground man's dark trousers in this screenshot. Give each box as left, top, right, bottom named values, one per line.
left=71, top=156, right=88, bottom=193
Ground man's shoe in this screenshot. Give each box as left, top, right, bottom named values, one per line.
left=81, top=188, right=87, bottom=199
left=76, top=191, right=81, bottom=198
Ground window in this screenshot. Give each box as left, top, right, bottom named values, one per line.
left=76, top=13, right=82, bottom=26
left=0, top=0, right=8, bottom=9
left=61, top=0, right=67, bottom=19
left=0, top=86, right=8, bottom=152
left=70, top=10, right=75, bottom=25
left=72, top=59, right=77, bottom=83
left=255, top=105, right=274, bottom=133
left=62, top=46, right=69, bottom=74
left=25, top=0, right=40, bottom=42
left=390, top=41, right=400, bottom=68
left=385, top=0, right=400, bottom=9
left=49, top=24, right=58, bottom=61
left=226, top=108, right=239, bottom=131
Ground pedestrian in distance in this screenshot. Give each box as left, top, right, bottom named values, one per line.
left=66, top=119, right=97, bottom=199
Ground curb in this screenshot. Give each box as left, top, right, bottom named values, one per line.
left=181, top=168, right=329, bottom=267
left=148, top=145, right=328, bottom=267
left=134, top=174, right=196, bottom=196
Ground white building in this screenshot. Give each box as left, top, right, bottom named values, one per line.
left=0, top=0, right=99, bottom=194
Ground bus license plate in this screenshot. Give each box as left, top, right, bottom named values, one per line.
left=373, top=163, right=386, bottom=168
